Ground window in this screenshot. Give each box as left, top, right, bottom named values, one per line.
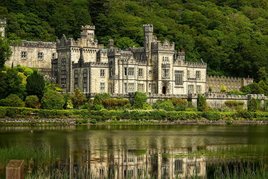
left=128, top=67, right=134, bottom=76
left=52, top=53, right=56, bottom=59
left=188, top=85, right=194, bottom=94
left=187, top=70, right=190, bottom=78
left=124, top=83, right=128, bottom=93
left=196, top=85, right=201, bottom=94
left=174, top=160, right=183, bottom=174
left=128, top=83, right=135, bottom=92
left=138, top=84, right=144, bottom=92
left=149, top=83, right=156, bottom=94
left=175, top=71, right=183, bottom=85
left=138, top=68, right=143, bottom=77
left=100, top=69, right=105, bottom=77
left=100, top=82, right=105, bottom=92
left=83, top=69, right=88, bottom=92
left=124, top=67, right=128, bottom=76
left=162, top=69, right=170, bottom=79
left=21, top=51, right=27, bottom=59
left=38, top=52, right=44, bottom=60
left=162, top=56, right=169, bottom=63
left=196, top=71, right=201, bottom=80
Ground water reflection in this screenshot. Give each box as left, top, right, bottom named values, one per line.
left=57, top=147, right=206, bottom=179
left=0, top=126, right=267, bottom=178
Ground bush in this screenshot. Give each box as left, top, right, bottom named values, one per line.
left=247, top=98, right=260, bottom=112
left=202, top=112, right=221, bottom=120
left=93, top=93, right=110, bottom=105
left=0, top=107, right=7, bottom=118
left=71, top=89, right=86, bottom=108
left=41, top=90, right=65, bottom=109
left=197, top=94, right=207, bottom=112
left=132, top=92, right=147, bottom=109
left=264, top=100, right=268, bottom=111
left=0, top=94, right=25, bottom=107
left=102, top=98, right=129, bottom=109
left=224, top=100, right=244, bottom=111
left=153, top=100, right=174, bottom=111
left=25, top=95, right=40, bottom=108
left=171, top=98, right=187, bottom=111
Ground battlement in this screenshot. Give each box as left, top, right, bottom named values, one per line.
left=81, top=25, right=95, bottom=30
left=13, top=40, right=56, bottom=49
left=152, top=40, right=175, bottom=51
left=143, top=24, right=153, bottom=33
left=207, top=76, right=253, bottom=83
left=185, top=61, right=207, bottom=68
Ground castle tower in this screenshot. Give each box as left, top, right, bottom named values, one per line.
left=0, top=18, right=7, bottom=38
left=80, top=25, right=95, bottom=42
left=143, top=24, right=153, bottom=62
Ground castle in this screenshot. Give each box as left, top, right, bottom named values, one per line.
left=52, top=24, right=207, bottom=95
left=1, top=19, right=253, bottom=95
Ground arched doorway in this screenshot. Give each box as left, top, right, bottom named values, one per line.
left=162, top=86, right=167, bottom=95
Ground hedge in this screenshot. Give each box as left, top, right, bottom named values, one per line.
left=0, top=107, right=268, bottom=122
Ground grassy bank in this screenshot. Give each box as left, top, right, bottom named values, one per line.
left=1, top=107, right=268, bottom=125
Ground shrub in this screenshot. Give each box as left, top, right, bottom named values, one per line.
left=224, top=100, right=244, bottom=111
left=247, top=98, right=260, bottom=112
left=197, top=94, right=207, bottom=112
left=41, top=90, right=65, bottom=109
left=153, top=100, right=174, bottom=111
left=25, top=95, right=40, bottom=108
left=93, top=93, right=110, bottom=105
left=102, top=98, right=129, bottom=109
left=171, top=98, right=188, bottom=111
left=71, top=89, right=86, bottom=108
left=0, top=94, right=25, bottom=107
left=132, top=92, right=147, bottom=109
left=202, top=112, right=221, bottom=120
left=0, top=107, right=7, bottom=118
left=263, top=100, right=268, bottom=111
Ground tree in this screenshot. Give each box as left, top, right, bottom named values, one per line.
left=0, top=69, right=24, bottom=99
left=132, top=92, right=147, bottom=109
left=71, top=88, right=86, bottom=108
left=197, top=94, right=208, bottom=112
left=41, top=90, right=65, bottom=109
left=0, top=38, right=11, bottom=70
left=26, top=71, right=45, bottom=99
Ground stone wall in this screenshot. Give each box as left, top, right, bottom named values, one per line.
left=6, top=41, right=57, bottom=73
left=207, top=76, right=253, bottom=92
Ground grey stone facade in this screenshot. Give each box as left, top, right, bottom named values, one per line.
left=52, top=24, right=207, bottom=95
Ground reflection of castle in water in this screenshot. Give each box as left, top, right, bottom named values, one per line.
left=62, top=144, right=206, bottom=178
left=85, top=148, right=206, bottom=179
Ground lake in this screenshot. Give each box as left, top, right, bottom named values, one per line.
left=0, top=125, right=267, bottom=178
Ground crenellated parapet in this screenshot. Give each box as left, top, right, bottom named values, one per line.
left=207, top=76, right=253, bottom=85
left=13, top=40, right=56, bottom=49
left=185, top=61, right=207, bottom=68
left=152, top=40, right=175, bottom=51
left=108, top=48, right=121, bottom=57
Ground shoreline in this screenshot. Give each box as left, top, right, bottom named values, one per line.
left=0, top=118, right=268, bottom=126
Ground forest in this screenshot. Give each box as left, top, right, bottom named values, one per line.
left=1, top=0, right=268, bottom=80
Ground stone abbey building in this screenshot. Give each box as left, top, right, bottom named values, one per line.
left=1, top=19, right=253, bottom=95
left=52, top=24, right=207, bottom=95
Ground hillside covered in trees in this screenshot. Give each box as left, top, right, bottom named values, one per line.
left=1, top=0, right=268, bottom=80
